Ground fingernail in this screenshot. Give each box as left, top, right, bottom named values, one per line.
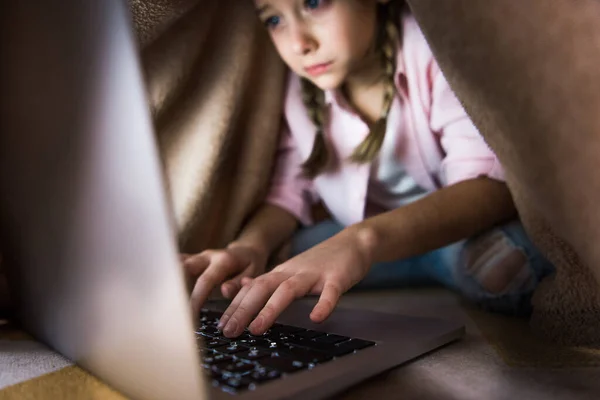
left=223, top=319, right=238, bottom=337
left=249, top=315, right=264, bottom=333
left=221, top=284, right=231, bottom=298
left=217, top=315, right=229, bottom=330
left=310, top=310, right=324, bottom=322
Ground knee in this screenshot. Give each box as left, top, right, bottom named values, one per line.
left=462, top=229, right=532, bottom=295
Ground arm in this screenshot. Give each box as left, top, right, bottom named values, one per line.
left=351, top=177, right=516, bottom=263
left=228, top=203, right=298, bottom=258
left=355, top=54, right=517, bottom=262
left=350, top=52, right=516, bottom=263
left=406, top=0, right=600, bottom=285
left=218, top=177, right=517, bottom=337
left=186, top=122, right=317, bottom=311
left=216, top=61, right=519, bottom=336
left=233, top=118, right=318, bottom=255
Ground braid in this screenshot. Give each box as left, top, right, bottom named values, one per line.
left=349, top=2, right=401, bottom=163
left=300, top=1, right=404, bottom=177
left=300, top=78, right=329, bottom=178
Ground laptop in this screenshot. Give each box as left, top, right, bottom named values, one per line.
left=0, top=1, right=464, bottom=399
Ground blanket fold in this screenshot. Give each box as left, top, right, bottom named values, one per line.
left=407, top=0, right=600, bottom=346
left=2, top=0, right=599, bottom=348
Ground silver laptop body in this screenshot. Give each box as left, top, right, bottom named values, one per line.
left=0, top=1, right=464, bottom=399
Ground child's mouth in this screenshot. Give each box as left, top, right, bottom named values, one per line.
left=305, top=62, right=333, bottom=77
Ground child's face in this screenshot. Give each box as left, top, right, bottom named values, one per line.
left=255, top=0, right=385, bottom=90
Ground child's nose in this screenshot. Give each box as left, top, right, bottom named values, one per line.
left=290, top=24, right=317, bottom=55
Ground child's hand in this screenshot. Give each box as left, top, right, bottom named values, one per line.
left=183, top=244, right=268, bottom=316
left=218, top=227, right=376, bottom=338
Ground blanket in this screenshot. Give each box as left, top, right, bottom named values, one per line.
left=407, top=0, right=600, bottom=346
left=1, top=0, right=599, bottom=348
left=132, top=0, right=287, bottom=252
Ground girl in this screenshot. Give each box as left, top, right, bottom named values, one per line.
left=184, top=0, right=554, bottom=338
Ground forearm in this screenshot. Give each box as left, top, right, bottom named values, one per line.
left=407, top=0, right=600, bottom=284
left=352, top=178, right=517, bottom=263
left=230, top=203, right=299, bottom=256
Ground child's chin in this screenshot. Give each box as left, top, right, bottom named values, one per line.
left=306, top=74, right=343, bottom=91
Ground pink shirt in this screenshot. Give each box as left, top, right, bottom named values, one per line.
left=266, top=15, right=505, bottom=227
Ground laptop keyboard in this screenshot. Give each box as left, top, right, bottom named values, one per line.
left=197, top=309, right=376, bottom=394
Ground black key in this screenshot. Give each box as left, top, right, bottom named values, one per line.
left=204, top=339, right=229, bottom=349
left=257, top=355, right=306, bottom=374
left=198, top=331, right=227, bottom=342
left=313, top=334, right=349, bottom=345
left=249, top=368, right=281, bottom=384
left=270, top=324, right=306, bottom=335
left=199, top=348, right=212, bottom=356
left=215, top=343, right=248, bottom=355
left=198, top=332, right=230, bottom=345
left=203, top=367, right=222, bottom=379
left=263, top=330, right=285, bottom=341
left=216, top=360, right=257, bottom=375
left=222, top=376, right=253, bottom=391
left=200, top=318, right=219, bottom=328
left=262, top=329, right=298, bottom=342
left=197, top=325, right=222, bottom=336
left=263, top=339, right=289, bottom=351
left=239, top=338, right=276, bottom=349
left=293, top=329, right=325, bottom=340
left=282, top=346, right=333, bottom=365
left=202, top=353, right=233, bottom=366
left=236, top=348, right=271, bottom=361
left=200, top=309, right=223, bottom=319
left=231, top=332, right=253, bottom=341
left=283, top=335, right=311, bottom=347
left=199, top=310, right=222, bottom=327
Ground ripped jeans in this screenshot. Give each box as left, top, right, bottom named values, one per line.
left=290, top=219, right=555, bottom=316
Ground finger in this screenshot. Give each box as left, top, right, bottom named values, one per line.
left=221, top=272, right=250, bottom=299
left=221, top=278, right=242, bottom=300
left=240, top=277, right=254, bottom=286
left=218, top=283, right=252, bottom=330
left=221, top=259, right=264, bottom=298
left=189, top=254, right=240, bottom=316
left=248, top=273, right=314, bottom=335
left=222, top=273, right=286, bottom=338
left=183, top=252, right=212, bottom=276
left=310, top=281, right=343, bottom=323
left=180, top=253, right=193, bottom=263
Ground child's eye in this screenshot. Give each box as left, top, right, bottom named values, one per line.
left=264, top=15, right=281, bottom=29
left=304, top=0, right=322, bottom=10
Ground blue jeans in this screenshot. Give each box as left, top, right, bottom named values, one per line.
left=291, top=219, right=555, bottom=316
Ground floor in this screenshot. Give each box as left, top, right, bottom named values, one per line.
left=1, top=288, right=599, bottom=399
left=325, top=289, right=600, bottom=400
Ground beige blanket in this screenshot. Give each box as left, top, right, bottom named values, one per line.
left=1, top=0, right=599, bottom=347
left=130, top=0, right=287, bottom=252
left=407, top=0, right=600, bottom=346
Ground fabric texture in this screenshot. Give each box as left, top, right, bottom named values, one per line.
left=406, top=0, right=600, bottom=346
left=136, top=0, right=288, bottom=254
left=1, top=0, right=599, bottom=350
left=128, top=0, right=199, bottom=47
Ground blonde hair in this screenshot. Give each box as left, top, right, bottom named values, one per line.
left=301, top=0, right=404, bottom=179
